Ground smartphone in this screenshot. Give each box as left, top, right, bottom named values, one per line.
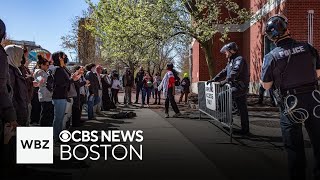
left=37, top=76, right=43, bottom=82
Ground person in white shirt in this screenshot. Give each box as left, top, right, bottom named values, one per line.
left=111, top=73, right=121, bottom=104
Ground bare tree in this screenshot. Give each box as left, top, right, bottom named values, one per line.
left=60, top=9, right=99, bottom=65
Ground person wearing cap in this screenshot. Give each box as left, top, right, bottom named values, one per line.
left=261, top=14, right=320, bottom=180
left=158, top=63, right=181, bottom=118
left=207, top=42, right=250, bottom=135
left=179, top=73, right=191, bottom=104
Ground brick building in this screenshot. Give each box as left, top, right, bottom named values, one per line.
left=191, top=0, right=320, bottom=94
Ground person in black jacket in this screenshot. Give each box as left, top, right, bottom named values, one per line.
left=0, top=19, right=18, bottom=170
left=179, top=73, right=191, bottom=104
left=101, top=68, right=113, bottom=110
left=85, top=63, right=100, bottom=120
left=72, top=66, right=88, bottom=127
left=134, top=66, right=145, bottom=104
left=5, top=45, right=28, bottom=126
left=123, top=67, right=134, bottom=106
left=51, top=51, right=80, bottom=141
left=19, top=48, right=35, bottom=126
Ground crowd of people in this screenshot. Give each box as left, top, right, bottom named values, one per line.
left=2, top=49, right=192, bottom=141
left=0, top=19, right=192, bottom=174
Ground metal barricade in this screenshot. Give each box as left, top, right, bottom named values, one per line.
left=198, top=82, right=233, bottom=142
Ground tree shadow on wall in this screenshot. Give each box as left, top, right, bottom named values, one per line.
left=250, top=0, right=286, bottom=94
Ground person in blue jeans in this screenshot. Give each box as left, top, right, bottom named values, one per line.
left=141, top=73, right=153, bottom=107
left=87, top=94, right=100, bottom=119
left=51, top=51, right=81, bottom=141
left=85, top=63, right=101, bottom=120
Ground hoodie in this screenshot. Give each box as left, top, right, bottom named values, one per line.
left=5, top=45, right=23, bottom=75
left=5, top=45, right=28, bottom=125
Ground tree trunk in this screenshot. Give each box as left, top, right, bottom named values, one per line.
left=160, top=67, right=165, bottom=77
left=201, top=41, right=215, bottom=79
left=147, top=60, right=151, bottom=74
left=129, top=61, right=134, bottom=73
left=189, top=47, right=193, bottom=83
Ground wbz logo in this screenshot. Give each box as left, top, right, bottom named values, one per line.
left=16, top=127, right=53, bottom=164
left=20, top=139, right=50, bottom=149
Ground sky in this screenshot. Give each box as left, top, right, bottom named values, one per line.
left=1, top=0, right=97, bottom=54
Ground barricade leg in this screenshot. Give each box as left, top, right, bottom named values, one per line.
left=230, top=124, right=233, bottom=143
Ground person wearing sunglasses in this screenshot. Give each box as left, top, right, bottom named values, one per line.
left=33, top=55, right=53, bottom=126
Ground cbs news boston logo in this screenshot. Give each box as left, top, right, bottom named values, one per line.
left=16, top=127, right=144, bottom=164
left=16, top=127, right=54, bottom=164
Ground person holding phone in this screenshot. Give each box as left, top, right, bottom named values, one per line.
left=51, top=51, right=80, bottom=142
left=72, top=65, right=89, bottom=127
left=33, top=55, right=53, bottom=126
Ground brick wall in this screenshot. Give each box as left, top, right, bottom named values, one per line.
left=191, top=33, right=243, bottom=83
left=191, top=41, right=200, bottom=83
left=191, top=0, right=320, bottom=93
left=287, top=0, right=320, bottom=51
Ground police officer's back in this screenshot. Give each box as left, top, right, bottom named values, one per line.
left=261, top=15, right=320, bottom=180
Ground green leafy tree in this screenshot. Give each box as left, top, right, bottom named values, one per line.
left=86, top=0, right=251, bottom=78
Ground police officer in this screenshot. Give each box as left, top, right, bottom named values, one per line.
left=261, top=15, right=320, bottom=180
left=207, top=42, right=250, bottom=135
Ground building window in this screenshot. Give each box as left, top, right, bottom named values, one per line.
left=264, top=35, right=276, bottom=55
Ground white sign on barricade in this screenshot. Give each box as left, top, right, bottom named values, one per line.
left=205, top=83, right=216, bottom=110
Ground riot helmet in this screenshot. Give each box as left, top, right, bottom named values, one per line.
left=220, top=42, right=238, bottom=54
left=265, top=14, right=288, bottom=41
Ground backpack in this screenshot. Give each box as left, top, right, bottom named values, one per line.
left=173, top=70, right=180, bottom=86
left=181, top=79, right=187, bottom=86
left=181, top=78, right=190, bottom=87
left=46, top=67, right=57, bottom=92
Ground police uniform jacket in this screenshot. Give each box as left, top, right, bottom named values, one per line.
left=261, top=38, right=320, bottom=91
left=214, top=54, right=249, bottom=93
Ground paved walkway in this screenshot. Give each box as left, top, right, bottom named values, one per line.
left=76, top=107, right=227, bottom=180
left=24, top=93, right=315, bottom=180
